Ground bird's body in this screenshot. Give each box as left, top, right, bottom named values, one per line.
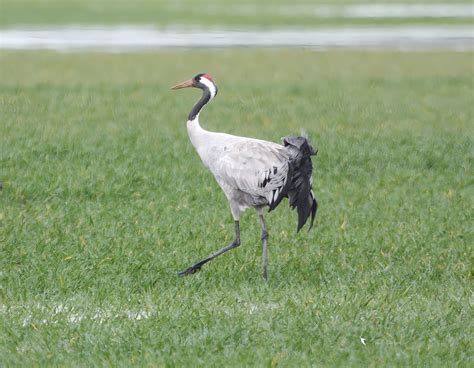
left=172, top=73, right=318, bottom=279
left=188, top=120, right=289, bottom=211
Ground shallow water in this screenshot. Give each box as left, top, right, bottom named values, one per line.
left=1, top=25, right=472, bottom=51
left=175, top=3, right=473, bottom=18
left=276, top=4, right=473, bottom=18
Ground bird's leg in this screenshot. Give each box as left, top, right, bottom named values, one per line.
left=178, top=221, right=241, bottom=276
left=259, top=214, right=269, bottom=281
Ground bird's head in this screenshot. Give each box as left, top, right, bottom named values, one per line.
left=171, top=73, right=218, bottom=99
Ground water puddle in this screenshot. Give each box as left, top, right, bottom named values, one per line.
left=1, top=25, right=472, bottom=51
left=1, top=303, right=156, bottom=327
left=275, top=4, right=473, bottom=18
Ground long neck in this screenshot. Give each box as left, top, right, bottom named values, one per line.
left=188, top=88, right=211, bottom=121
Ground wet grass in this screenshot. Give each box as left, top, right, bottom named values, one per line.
left=1, top=0, right=472, bottom=28
left=1, top=50, right=473, bottom=366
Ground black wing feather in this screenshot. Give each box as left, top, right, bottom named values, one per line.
left=282, top=136, right=318, bottom=232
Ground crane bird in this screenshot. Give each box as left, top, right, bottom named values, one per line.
left=172, top=73, right=318, bottom=280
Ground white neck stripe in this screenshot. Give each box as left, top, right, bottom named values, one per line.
left=200, top=77, right=217, bottom=99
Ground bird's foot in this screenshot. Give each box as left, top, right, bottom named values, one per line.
left=178, top=265, right=202, bottom=277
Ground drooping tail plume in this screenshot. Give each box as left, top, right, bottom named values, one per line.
left=282, top=136, right=318, bottom=232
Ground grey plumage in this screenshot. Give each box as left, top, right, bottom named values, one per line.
left=172, top=73, right=319, bottom=279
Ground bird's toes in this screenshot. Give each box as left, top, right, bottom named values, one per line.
left=178, top=266, right=201, bottom=277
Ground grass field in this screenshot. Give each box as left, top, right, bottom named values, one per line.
left=1, top=0, right=473, bottom=27
left=1, top=50, right=473, bottom=366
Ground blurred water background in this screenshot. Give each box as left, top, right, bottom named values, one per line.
left=1, top=2, right=473, bottom=51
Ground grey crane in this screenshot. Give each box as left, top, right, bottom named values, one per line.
left=172, top=73, right=318, bottom=280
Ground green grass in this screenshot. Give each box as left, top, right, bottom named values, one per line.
left=1, top=50, right=473, bottom=366
left=1, top=0, right=473, bottom=27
